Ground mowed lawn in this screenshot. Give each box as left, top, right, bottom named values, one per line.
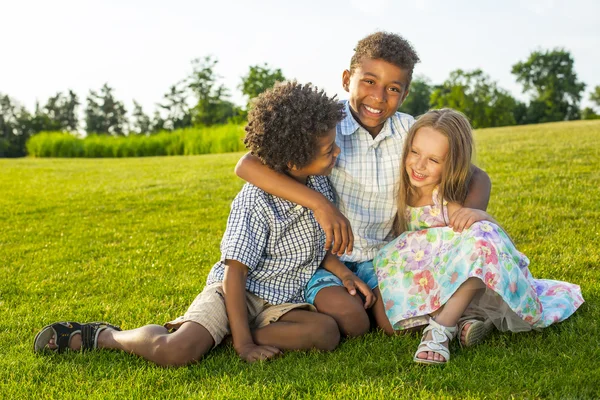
left=1, top=120, right=599, bottom=399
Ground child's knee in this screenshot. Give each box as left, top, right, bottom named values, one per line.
left=151, top=326, right=212, bottom=366
left=311, top=314, right=340, bottom=351
left=314, top=289, right=370, bottom=337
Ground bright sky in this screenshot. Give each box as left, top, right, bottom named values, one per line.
left=2, top=0, right=599, bottom=117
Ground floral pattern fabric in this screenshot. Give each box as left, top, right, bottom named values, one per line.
left=374, top=188, right=584, bottom=331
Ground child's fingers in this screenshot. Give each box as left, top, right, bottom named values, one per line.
left=346, top=225, right=354, bottom=255
left=353, top=280, right=375, bottom=308
left=330, top=225, right=342, bottom=255
left=337, top=223, right=350, bottom=256
left=343, top=279, right=357, bottom=296
left=324, top=228, right=333, bottom=251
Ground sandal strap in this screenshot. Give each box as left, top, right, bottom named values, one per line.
left=423, top=318, right=457, bottom=342
left=53, top=322, right=82, bottom=353
left=416, top=340, right=451, bottom=361
left=81, top=322, right=122, bottom=351
left=414, top=319, right=457, bottom=363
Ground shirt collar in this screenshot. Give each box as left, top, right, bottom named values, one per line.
left=339, top=100, right=395, bottom=142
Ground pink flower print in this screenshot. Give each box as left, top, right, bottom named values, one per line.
left=475, top=240, right=498, bottom=265
left=413, top=270, right=436, bottom=294
left=430, top=294, right=441, bottom=310
left=405, top=239, right=433, bottom=270
left=385, top=299, right=395, bottom=311
left=484, top=271, right=498, bottom=289
left=450, top=272, right=459, bottom=284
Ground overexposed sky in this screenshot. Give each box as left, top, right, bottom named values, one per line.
left=2, top=0, right=599, bottom=117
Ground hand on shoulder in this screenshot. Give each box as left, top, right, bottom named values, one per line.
left=447, top=203, right=497, bottom=232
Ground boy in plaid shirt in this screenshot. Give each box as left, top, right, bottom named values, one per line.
left=34, top=82, right=373, bottom=365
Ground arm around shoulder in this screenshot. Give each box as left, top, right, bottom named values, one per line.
left=235, top=152, right=355, bottom=256
left=464, top=165, right=491, bottom=211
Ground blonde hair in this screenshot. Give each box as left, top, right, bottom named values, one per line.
left=394, top=109, right=474, bottom=234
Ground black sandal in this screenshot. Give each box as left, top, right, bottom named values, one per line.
left=33, top=321, right=121, bottom=353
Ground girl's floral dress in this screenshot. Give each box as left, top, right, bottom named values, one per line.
left=374, top=187, right=584, bottom=331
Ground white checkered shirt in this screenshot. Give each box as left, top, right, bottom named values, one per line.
left=330, top=100, right=414, bottom=262
left=206, top=175, right=333, bottom=304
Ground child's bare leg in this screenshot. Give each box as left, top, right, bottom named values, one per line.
left=370, top=287, right=397, bottom=335
left=417, top=277, right=485, bottom=363
left=252, top=309, right=340, bottom=351
left=48, top=322, right=214, bottom=367
left=313, top=286, right=370, bottom=337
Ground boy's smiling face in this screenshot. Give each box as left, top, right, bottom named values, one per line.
left=342, top=58, right=411, bottom=138
left=288, top=128, right=340, bottom=183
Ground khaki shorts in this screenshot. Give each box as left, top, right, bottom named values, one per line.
left=165, top=283, right=315, bottom=347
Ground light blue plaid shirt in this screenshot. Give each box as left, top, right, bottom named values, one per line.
left=206, top=175, right=333, bottom=304
left=330, top=100, right=414, bottom=262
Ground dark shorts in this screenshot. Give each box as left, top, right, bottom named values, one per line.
left=304, top=260, right=378, bottom=304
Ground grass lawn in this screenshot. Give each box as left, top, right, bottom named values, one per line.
left=1, top=120, right=599, bottom=399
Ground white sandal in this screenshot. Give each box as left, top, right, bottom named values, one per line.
left=413, top=318, right=457, bottom=365
left=458, top=316, right=494, bottom=348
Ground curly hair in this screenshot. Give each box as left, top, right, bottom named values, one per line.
left=244, top=81, right=345, bottom=172
left=350, top=31, right=420, bottom=83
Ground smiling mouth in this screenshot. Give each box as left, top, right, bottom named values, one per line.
left=363, top=104, right=382, bottom=115
left=411, top=170, right=427, bottom=181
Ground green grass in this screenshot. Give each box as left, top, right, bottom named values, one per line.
left=25, top=124, right=246, bottom=158
left=1, top=120, right=599, bottom=399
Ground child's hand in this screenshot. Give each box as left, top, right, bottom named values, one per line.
left=449, top=207, right=495, bottom=232
left=313, top=202, right=354, bottom=256
left=341, top=274, right=376, bottom=309
left=235, top=342, right=281, bottom=363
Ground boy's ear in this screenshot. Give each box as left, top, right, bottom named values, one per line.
left=342, top=70, right=351, bottom=92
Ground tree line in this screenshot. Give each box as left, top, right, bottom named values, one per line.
left=0, top=58, right=284, bottom=157
left=2, top=48, right=600, bottom=157
left=400, top=49, right=600, bottom=128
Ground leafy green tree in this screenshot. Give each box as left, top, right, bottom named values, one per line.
left=131, top=101, right=152, bottom=134
left=187, top=56, right=240, bottom=126
left=0, top=94, right=33, bottom=157
left=239, top=63, right=285, bottom=108
left=590, top=85, right=600, bottom=109
left=158, top=83, right=192, bottom=130
left=512, top=49, right=585, bottom=123
left=582, top=86, right=600, bottom=120
left=28, top=91, right=80, bottom=133
left=430, top=69, right=517, bottom=128
left=85, top=83, right=128, bottom=135
left=150, top=110, right=166, bottom=134
left=398, top=76, right=432, bottom=117
left=581, top=107, right=600, bottom=120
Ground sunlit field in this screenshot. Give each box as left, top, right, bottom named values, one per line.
left=1, top=120, right=599, bottom=399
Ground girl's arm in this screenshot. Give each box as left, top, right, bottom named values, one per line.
left=450, top=165, right=492, bottom=231
left=320, top=251, right=375, bottom=308
left=235, top=153, right=353, bottom=256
